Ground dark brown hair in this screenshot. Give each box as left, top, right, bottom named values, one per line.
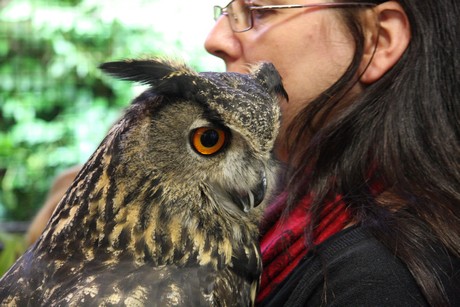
left=283, top=0, right=460, bottom=306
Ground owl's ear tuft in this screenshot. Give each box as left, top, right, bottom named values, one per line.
left=251, top=62, right=289, bottom=102
left=99, top=58, right=198, bottom=96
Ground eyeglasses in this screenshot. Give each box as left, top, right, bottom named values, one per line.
left=214, top=0, right=376, bottom=33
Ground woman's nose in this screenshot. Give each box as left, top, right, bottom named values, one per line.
left=204, top=16, right=242, bottom=67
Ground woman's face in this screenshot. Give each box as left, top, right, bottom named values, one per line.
left=205, top=0, right=360, bottom=160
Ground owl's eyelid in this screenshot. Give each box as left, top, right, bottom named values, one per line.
left=189, top=118, right=215, bottom=131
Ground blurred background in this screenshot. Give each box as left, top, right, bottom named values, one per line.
left=0, top=0, right=224, bottom=274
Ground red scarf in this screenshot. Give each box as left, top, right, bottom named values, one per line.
left=256, top=192, right=350, bottom=303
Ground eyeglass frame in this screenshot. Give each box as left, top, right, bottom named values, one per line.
left=214, top=1, right=377, bottom=33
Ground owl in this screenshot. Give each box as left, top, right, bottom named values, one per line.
left=0, top=58, right=286, bottom=306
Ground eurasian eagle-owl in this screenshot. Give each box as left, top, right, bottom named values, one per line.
left=0, top=58, right=286, bottom=306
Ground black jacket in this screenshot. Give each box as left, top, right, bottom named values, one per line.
left=260, top=226, right=460, bottom=306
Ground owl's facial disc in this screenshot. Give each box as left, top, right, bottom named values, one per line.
left=230, top=171, right=267, bottom=213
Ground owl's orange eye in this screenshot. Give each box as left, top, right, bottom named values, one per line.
left=191, top=127, right=227, bottom=156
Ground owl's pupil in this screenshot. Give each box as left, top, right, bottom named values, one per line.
left=201, top=130, right=219, bottom=147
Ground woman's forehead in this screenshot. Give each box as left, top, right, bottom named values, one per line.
left=251, top=0, right=324, bottom=4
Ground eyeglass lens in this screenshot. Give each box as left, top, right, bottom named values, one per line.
left=216, top=0, right=252, bottom=32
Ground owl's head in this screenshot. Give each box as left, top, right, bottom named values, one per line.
left=99, top=58, right=286, bottom=220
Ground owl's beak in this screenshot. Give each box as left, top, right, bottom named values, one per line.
left=231, top=171, right=267, bottom=213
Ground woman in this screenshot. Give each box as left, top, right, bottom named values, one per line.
left=206, top=0, right=459, bottom=306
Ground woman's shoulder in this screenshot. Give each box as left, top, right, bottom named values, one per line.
left=262, top=226, right=458, bottom=306
left=304, top=226, right=427, bottom=306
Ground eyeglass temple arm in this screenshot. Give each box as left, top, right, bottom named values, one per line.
left=248, top=2, right=376, bottom=11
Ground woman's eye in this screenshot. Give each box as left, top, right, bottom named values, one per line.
left=252, top=8, right=275, bottom=20
left=190, top=127, right=227, bottom=156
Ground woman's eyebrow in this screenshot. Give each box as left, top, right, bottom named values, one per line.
left=250, top=0, right=286, bottom=6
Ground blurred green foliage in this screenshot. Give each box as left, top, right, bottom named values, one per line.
left=0, top=232, right=26, bottom=275
left=0, top=0, right=218, bottom=222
